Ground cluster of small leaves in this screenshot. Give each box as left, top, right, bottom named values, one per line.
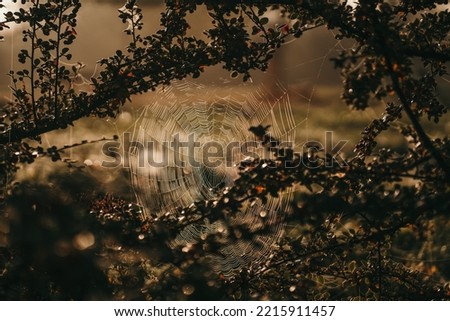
left=326, top=0, right=450, bottom=177
left=353, top=103, right=403, bottom=158
left=0, top=0, right=320, bottom=146
left=0, top=0, right=85, bottom=187
left=0, top=135, right=116, bottom=196
left=0, top=1, right=7, bottom=42
left=90, top=194, right=151, bottom=246
left=5, top=0, right=81, bottom=124
left=118, top=0, right=143, bottom=40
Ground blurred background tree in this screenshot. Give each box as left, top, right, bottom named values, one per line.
left=0, top=0, right=449, bottom=300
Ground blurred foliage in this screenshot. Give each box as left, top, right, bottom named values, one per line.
left=0, top=0, right=449, bottom=300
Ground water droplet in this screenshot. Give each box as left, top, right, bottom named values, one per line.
left=182, top=284, right=195, bottom=296
left=289, top=285, right=296, bottom=292
left=250, top=291, right=259, bottom=298
left=259, top=210, right=267, bottom=218
left=223, top=197, right=229, bottom=203
left=138, top=234, right=145, bottom=240
left=230, top=70, right=239, bottom=79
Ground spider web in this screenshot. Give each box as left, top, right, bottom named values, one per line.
left=118, top=21, right=348, bottom=275
left=126, top=80, right=302, bottom=274
left=128, top=81, right=297, bottom=211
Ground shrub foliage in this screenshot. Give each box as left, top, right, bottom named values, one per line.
left=0, top=0, right=449, bottom=300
